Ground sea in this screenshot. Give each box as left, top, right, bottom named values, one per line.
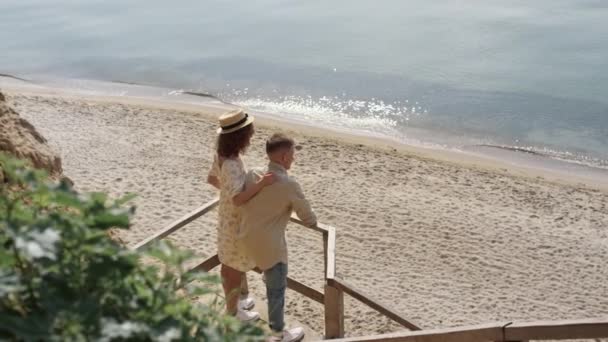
left=1, top=0, right=607, bottom=174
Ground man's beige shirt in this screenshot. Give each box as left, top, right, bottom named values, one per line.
left=239, top=162, right=317, bottom=271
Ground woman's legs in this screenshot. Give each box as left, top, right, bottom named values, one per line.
left=241, top=273, right=249, bottom=297
left=221, top=263, right=242, bottom=315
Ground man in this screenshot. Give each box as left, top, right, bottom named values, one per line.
left=240, top=133, right=317, bottom=342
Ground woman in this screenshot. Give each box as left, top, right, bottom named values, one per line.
left=207, top=109, right=275, bottom=321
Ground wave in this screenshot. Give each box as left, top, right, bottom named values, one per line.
left=0, top=73, right=32, bottom=83
left=467, top=144, right=608, bottom=171
left=472, top=144, right=547, bottom=156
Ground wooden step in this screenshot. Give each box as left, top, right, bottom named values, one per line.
left=193, top=290, right=322, bottom=341
left=251, top=296, right=322, bottom=341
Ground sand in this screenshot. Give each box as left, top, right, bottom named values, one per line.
left=2, top=87, right=607, bottom=338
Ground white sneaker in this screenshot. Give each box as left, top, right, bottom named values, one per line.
left=269, top=327, right=305, bottom=342
left=239, top=295, right=255, bottom=311
left=236, top=308, right=260, bottom=323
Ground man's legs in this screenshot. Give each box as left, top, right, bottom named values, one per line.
left=264, top=263, right=287, bottom=332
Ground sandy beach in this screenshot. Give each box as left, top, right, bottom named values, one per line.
left=2, top=86, right=607, bottom=337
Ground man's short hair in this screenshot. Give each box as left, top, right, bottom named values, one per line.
left=266, top=133, right=295, bottom=154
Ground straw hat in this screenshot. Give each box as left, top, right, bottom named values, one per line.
left=216, top=109, right=254, bottom=134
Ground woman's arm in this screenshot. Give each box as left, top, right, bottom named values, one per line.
left=207, top=175, right=220, bottom=189
left=232, top=172, right=275, bottom=206
left=207, top=154, right=221, bottom=189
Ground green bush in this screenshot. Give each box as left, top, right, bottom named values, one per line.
left=0, top=154, right=264, bottom=341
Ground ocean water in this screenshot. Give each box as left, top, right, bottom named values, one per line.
left=1, top=0, right=607, bottom=169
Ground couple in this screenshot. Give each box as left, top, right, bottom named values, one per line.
left=207, top=109, right=317, bottom=342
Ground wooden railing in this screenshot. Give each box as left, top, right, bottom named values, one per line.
left=131, top=198, right=220, bottom=251
left=131, top=197, right=420, bottom=338
left=330, top=317, right=608, bottom=342
left=131, top=199, right=608, bottom=341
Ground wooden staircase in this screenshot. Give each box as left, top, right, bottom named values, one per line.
left=132, top=198, right=608, bottom=341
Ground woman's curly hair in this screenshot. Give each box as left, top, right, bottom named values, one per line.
left=216, top=123, right=254, bottom=159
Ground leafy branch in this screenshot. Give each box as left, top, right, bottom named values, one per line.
left=0, top=154, right=264, bottom=341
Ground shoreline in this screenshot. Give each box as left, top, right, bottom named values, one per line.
left=1, top=79, right=607, bottom=193
left=3, top=84, right=607, bottom=336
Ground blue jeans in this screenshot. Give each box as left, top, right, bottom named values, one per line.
left=264, top=262, right=287, bottom=332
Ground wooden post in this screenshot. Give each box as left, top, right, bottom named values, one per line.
left=326, top=227, right=336, bottom=280
left=324, top=284, right=345, bottom=339
left=323, top=231, right=328, bottom=276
